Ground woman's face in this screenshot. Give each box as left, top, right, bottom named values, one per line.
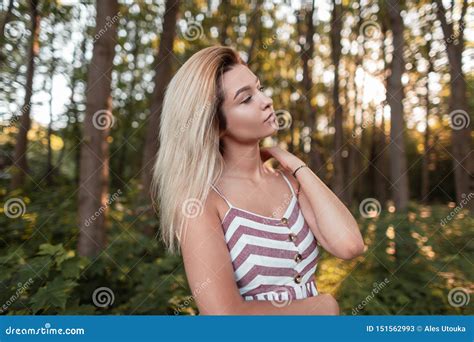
left=219, top=64, right=276, bottom=143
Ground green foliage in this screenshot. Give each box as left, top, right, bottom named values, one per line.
left=328, top=203, right=474, bottom=315
left=1, top=183, right=472, bottom=315
left=0, top=184, right=191, bottom=315
left=29, top=277, right=78, bottom=313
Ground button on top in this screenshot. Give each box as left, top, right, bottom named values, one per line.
left=281, top=217, right=288, bottom=225
left=294, top=253, right=302, bottom=263
left=288, top=233, right=297, bottom=242
left=294, top=274, right=302, bottom=284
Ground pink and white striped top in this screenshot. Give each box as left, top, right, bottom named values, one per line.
left=211, top=170, right=321, bottom=302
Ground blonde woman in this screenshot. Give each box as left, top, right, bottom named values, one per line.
left=152, top=46, right=364, bottom=315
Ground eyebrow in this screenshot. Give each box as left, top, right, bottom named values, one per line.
left=233, top=76, right=260, bottom=100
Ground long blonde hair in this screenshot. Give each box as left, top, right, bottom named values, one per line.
left=152, top=46, right=244, bottom=254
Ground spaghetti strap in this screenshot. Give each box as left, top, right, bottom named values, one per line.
left=277, top=169, right=296, bottom=197
left=210, top=183, right=233, bottom=209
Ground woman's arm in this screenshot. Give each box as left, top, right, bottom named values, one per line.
left=180, top=194, right=340, bottom=315
left=263, top=147, right=365, bottom=260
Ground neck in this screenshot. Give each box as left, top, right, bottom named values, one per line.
left=220, top=138, right=271, bottom=181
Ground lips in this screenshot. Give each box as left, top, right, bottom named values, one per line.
left=263, top=112, right=275, bottom=123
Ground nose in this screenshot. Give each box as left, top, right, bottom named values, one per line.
left=260, top=91, right=273, bottom=111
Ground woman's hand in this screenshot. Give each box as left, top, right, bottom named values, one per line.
left=260, top=147, right=304, bottom=173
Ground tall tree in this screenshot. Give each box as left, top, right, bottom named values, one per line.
left=117, top=22, right=141, bottom=183
left=77, top=1, right=119, bottom=257
left=0, top=0, right=14, bottom=53
left=386, top=0, right=410, bottom=211
left=421, top=28, right=434, bottom=202
left=10, top=0, right=39, bottom=189
left=218, top=0, right=230, bottom=45
left=69, top=37, right=87, bottom=187
left=246, top=0, right=262, bottom=64
left=434, top=0, right=472, bottom=209
left=367, top=18, right=389, bottom=206
left=298, top=0, right=324, bottom=177
left=141, top=0, right=179, bottom=198
left=330, top=0, right=345, bottom=201
left=44, top=16, right=57, bottom=186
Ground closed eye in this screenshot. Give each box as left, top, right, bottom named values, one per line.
left=241, top=86, right=265, bottom=104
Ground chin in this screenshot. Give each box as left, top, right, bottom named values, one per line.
left=262, top=126, right=278, bottom=138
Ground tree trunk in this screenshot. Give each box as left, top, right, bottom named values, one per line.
left=73, top=37, right=88, bottom=187
left=218, top=0, right=229, bottom=45
left=246, top=0, right=262, bottom=64
left=117, top=26, right=140, bottom=184
left=375, top=108, right=388, bottom=204
left=45, top=65, right=55, bottom=185
left=421, top=38, right=433, bottom=202
left=435, top=0, right=472, bottom=209
left=77, top=0, right=119, bottom=257
left=141, top=0, right=179, bottom=199
left=10, top=0, right=39, bottom=189
left=0, top=0, right=14, bottom=62
left=386, top=0, right=410, bottom=212
left=347, top=9, right=365, bottom=205
left=298, top=0, right=324, bottom=177
left=45, top=29, right=57, bottom=186
left=373, top=22, right=389, bottom=205
left=330, top=0, right=345, bottom=201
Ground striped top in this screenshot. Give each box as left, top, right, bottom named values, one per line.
left=211, top=170, right=321, bottom=302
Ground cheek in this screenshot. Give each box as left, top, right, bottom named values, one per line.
left=226, top=105, right=263, bottom=138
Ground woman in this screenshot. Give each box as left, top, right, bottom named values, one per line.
left=152, top=46, right=364, bottom=315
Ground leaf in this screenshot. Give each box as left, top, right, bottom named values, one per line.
left=37, top=243, right=69, bottom=267
left=0, top=266, right=14, bottom=283
left=29, top=277, right=77, bottom=313
left=16, top=256, right=52, bottom=283
left=60, top=257, right=88, bottom=279
left=37, top=243, right=65, bottom=256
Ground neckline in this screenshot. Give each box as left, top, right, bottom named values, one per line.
left=221, top=193, right=297, bottom=224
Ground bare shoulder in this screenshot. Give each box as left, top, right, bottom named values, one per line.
left=276, top=166, right=300, bottom=195
left=206, top=185, right=229, bottom=222
left=181, top=190, right=222, bottom=249
left=179, top=188, right=244, bottom=315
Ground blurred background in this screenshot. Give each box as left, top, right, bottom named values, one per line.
left=0, top=0, right=472, bottom=315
